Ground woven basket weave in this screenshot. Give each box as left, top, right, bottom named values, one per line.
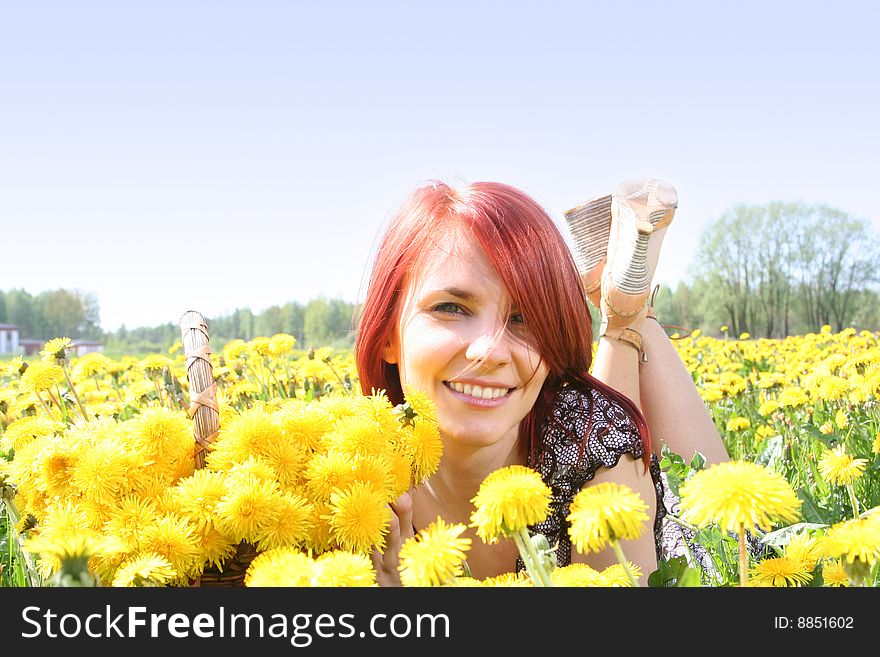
left=180, top=310, right=256, bottom=587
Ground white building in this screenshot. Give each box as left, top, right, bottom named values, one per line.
left=0, top=324, right=20, bottom=355
left=73, top=339, right=104, bottom=357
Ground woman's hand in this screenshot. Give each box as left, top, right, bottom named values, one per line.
left=371, top=491, right=415, bottom=587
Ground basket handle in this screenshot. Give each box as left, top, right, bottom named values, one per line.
left=180, top=310, right=219, bottom=469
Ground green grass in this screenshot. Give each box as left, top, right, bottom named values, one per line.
left=1, top=501, right=30, bottom=587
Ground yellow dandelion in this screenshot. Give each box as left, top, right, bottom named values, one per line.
left=40, top=337, right=73, bottom=362
left=551, top=563, right=605, bottom=587
left=403, top=420, right=443, bottom=487
left=323, top=415, right=391, bottom=460
left=873, top=432, right=880, bottom=454
left=25, top=530, right=120, bottom=584
left=726, top=416, right=751, bottom=432
left=834, top=410, right=848, bottom=429
left=778, top=387, right=809, bottom=407
left=398, top=517, right=471, bottom=587
left=758, top=399, right=781, bottom=417
left=350, top=454, right=395, bottom=502
left=755, top=425, right=776, bottom=442
left=402, top=385, right=438, bottom=424
left=739, top=332, right=750, bottom=340
left=0, top=416, right=61, bottom=452
left=750, top=556, right=813, bottom=587
left=327, top=482, right=391, bottom=553
left=172, top=469, right=229, bottom=529
left=386, top=447, right=415, bottom=500
left=821, top=559, right=851, bottom=587
left=139, top=354, right=172, bottom=375
left=785, top=533, right=820, bottom=572
left=818, top=421, right=834, bottom=435
left=140, top=516, right=203, bottom=582
left=103, top=495, right=159, bottom=552
left=252, top=491, right=314, bottom=551
left=112, top=553, right=177, bottom=587
left=817, top=377, right=849, bottom=402
left=20, top=361, right=65, bottom=393
left=129, top=407, right=192, bottom=459
left=304, top=450, right=356, bottom=502
left=310, top=393, right=356, bottom=420
left=355, top=391, right=402, bottom=437
left=268, top=333, right=297, bottom=356
left=819, top=514, right=880, bottom=565
left=817, top=445, right=867, bottom=486
left=567, top=482, right=649, bottom=554
left=312, top=551, right=377, bottom=587
left=35, top=438, right=75, bottom=497
left=193, top=524, right=238, bottom=572
left=679, top=461, right=801, bottom=533
left=303, top=501, right=335, bottom=555
left=248, top=336, right=271, bottom=357
left=245, top=548, right=314, bottom=587
left=71, top=440, right=134, bottom=503
left=470, top=465, right=551, bottom=543
left=214, top=477, right=282, bottom=543
left=221, top=339, right=248, bottom=363
left=449, top=576, right=482, bottom=587
left=276, top=403, right=334, bottom=451
left=599, top=562, right=642, bottom=587
left=208, top=408, right=283, bottom=469
left=480, top=571, right=533, bottom=587
left=224, top=456, right=278, bottom=488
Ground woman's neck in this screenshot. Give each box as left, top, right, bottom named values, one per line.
left=415, top=433, right=525, bottom=524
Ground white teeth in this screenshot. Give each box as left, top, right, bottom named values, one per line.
left=448, top=381, right=509, bottom=399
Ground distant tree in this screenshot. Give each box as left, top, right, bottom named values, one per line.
left=694, top=202, right=879, bottom=336
left=4, top=289, right=37, bottom=336
left=303, top=298, right=330, bottom=347
left=282, top=302, right=305, bottom=345
left=255, top=304, right=286, bottom=337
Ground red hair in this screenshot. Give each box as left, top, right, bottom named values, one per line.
left=355, top=180, right=650, bottom=467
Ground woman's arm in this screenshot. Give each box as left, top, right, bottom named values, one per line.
left=569, top=457, right=658, bottom=586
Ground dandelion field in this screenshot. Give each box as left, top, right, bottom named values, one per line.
left=1, top=326, right=878, bottom=588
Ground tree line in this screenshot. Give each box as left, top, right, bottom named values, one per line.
left=0, top=290, right=356, bottom=355
left=103, top=298, right=358, bottom=354
left=650, top=202, right=879, bottom=338
left=2, top=202, right=877, bottom=354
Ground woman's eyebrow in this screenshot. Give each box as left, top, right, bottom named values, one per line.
left=427, top=287, right=479, bottom=303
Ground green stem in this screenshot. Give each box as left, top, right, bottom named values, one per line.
left=738, top=527, right=749, bottom=587
left=845, top=483, right=860, bottom=519
left=48, top=387, right=69, bottom=422
left=664, top=514, right=700, bottom=534
left=512, top=530, right=550, bottom=587
left=270, top=368, right=288, bottom=399
left=35, top=392, right=57, bottom=422
left=610, top=539, right=640, bottom=587
left=63, top=367, right=89, bottom=422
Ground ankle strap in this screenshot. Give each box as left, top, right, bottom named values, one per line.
left=600, top=321, right=648, bottom=364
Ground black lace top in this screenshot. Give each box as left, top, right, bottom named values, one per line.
left=521, top=382, right=667, bottom=570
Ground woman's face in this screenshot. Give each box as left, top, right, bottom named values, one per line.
left=383, top=232, right=549, bottom=453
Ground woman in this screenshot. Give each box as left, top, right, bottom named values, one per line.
left=355, top=178, right=728, bottom=585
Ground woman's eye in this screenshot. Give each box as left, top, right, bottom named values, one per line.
left=508, top=312, right=525, bottom=325
left=432, top=302, right=465, bottom=315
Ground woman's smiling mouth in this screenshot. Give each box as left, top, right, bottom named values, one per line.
left=444, top=380, right=514, bottom=406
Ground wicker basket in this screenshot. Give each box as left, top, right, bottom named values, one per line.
left=180, top=310, right=256, bottom=587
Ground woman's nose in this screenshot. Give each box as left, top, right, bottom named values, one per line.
left=465, top=331, right=511, bottom=365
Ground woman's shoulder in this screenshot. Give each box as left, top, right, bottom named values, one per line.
left=534, top=381, right=645, bottom=486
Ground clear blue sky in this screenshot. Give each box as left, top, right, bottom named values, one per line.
left=2, top=1, right=878, bottom=332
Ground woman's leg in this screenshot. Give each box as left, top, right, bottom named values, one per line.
left=639, top=317, right=730, bottom=465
